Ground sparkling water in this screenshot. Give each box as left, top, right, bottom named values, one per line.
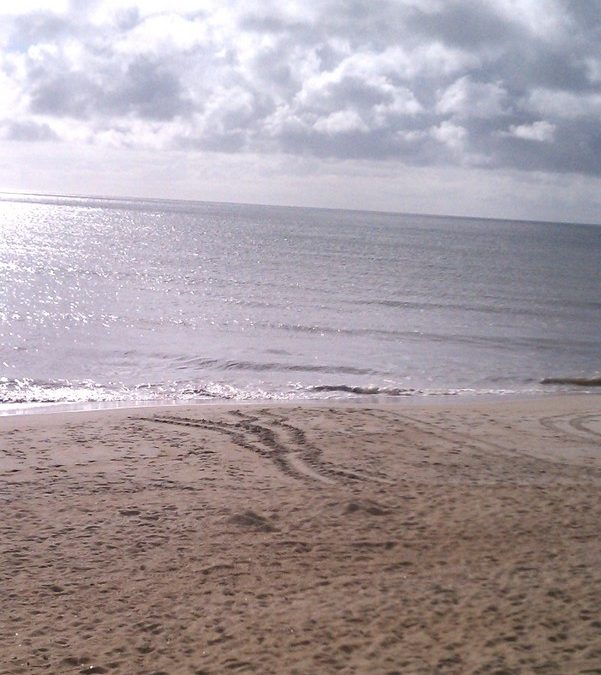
left=1, top=193, right=600, bottom=408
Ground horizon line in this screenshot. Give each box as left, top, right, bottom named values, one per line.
left=0, top=188, right=598, bottom=229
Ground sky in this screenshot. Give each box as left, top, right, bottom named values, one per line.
left=1, top=0, right=601, bottom=223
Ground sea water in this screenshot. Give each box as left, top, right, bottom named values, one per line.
left=1, top=193, right=600, bottom=409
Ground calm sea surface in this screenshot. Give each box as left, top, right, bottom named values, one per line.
left=1, top=193, right=600, bottom=410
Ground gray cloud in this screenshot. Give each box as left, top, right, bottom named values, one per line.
left=26, top=43, right=191, bottom=121
left=29, top=70, right=100, bottom=118
left=405, top=1, right=520, bottom=49
left=106, top=58, right=193, bottom=120
left=2, top=0, right=601, bottom=176
left=2, top=119, right=58, bottom=141
left=8, top=12, right=69, bottom=50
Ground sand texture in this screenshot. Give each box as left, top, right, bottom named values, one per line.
left=1, top=396, right=601, bottom=674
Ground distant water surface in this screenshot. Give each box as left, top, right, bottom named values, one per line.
left=1, top=193, right=600, bottom=409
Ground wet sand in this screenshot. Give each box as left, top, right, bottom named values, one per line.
left=1, top=395, right=601, bottom=674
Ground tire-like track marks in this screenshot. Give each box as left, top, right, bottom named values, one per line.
left=540, top=413, right=601, bottom=444
left=147, top=412, right=340, bottom=485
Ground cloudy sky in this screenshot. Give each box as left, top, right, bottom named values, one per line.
left=1, top=0, right=601, bottom=223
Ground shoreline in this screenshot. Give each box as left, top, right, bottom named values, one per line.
left=2, top=395, right=600, bottom=673
left=0, top=387, right=592, bottom=418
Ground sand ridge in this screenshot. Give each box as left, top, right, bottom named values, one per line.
left=1, top=396, right=601, bottom=674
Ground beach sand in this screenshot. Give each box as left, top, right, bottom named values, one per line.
left=1, top=395, right=601, bottom=674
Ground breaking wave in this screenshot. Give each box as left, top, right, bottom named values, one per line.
left=541, top=376, right=601, bottom=387
left=310, top=384, right=415, bottom=396
left=0, top=376, right=535, bottom=413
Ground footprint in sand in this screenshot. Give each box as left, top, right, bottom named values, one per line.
left=228, top=510, right=277, bottom=533
left=344, top=499, right=390, bottom=516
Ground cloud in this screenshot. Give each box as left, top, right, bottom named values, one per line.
left=508, top=120, right=556, bottom=142
left=436, top=76, right=509, bottom=118
left=313, top=109, right=369, bottom=135
left=1, top=119, right=58, bottom=141
left=431, top=120, right=467, bottom=149
left=527, top=89, right=601, bottom=119
left=1, top=0, right=601, bottom=177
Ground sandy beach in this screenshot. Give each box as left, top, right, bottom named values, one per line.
left=1, top=395, right=601, bottom=674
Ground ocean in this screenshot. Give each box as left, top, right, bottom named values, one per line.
left=1, top=193, right=600, bottom=411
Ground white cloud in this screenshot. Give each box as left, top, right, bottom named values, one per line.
left=313, top=109, right=368, bottom=135
left=437, top=76, right=509, bottom=118
left=0, top=1, right=68, bottom=16
left=431, top=121, right=467, bottom=149
left=405, top=42, right=480, bottom=78
left=113, top=13, right=210, bottom=56
left=0, top=0, right=601, bottom=222
left=0, top=65, right=22, bottom=117
left=492, top=0, right=569, bottom=39
left=261, top=105, right=310, bottom=138
left=372, top=87, right=423, bottom=126
left=528, top=89, right=601, bottom=119
left=508, top=120, right=556, bottom=142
